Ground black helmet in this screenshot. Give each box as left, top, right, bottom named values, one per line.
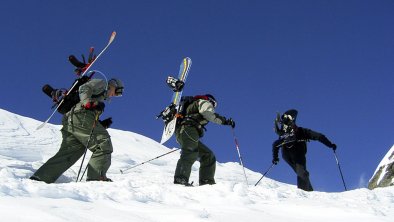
left=281, top=109, right=298, bottom=125
left=205, top=94, right=217, bottom=108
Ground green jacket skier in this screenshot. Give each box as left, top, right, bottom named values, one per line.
left=30, top=78, right=124, bottom=183
left=174, top=94, right=235, bottom=186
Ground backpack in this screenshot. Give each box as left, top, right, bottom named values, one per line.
left=157, top=96, right=198, bottom=124
left=177, top=96, right=197, bottom=119
left=42, top=49, right=97, bottom=114
left=42, top=75, right=92, bottom=114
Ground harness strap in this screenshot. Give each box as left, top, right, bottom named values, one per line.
left=179, top=116, right=207, bottom=132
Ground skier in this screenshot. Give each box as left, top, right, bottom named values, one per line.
left=272, top=109, right=337, bottom=191
left=30, top=78, right=124, bottom=183
left=173, top=94, right=235, bottom=186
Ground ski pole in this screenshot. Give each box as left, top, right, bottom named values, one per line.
left=76, top=115, right=99, bottom=182
left=254, top=163, right=275, bottom=186
left=231, top=127, right=249, bottom=186
left=78, top=153, right=91, bottom=182
left=120, top=148, right=181, bottom=174
left=333, top=150, right=347, bottom=191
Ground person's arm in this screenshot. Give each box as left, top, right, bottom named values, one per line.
left=272, top=139, right=282, bottom=164
left=303, top=128, right=337, bottom=150
left=79, top=79, right=106, bottom=109
left=198, top=100, right=227, bottom=124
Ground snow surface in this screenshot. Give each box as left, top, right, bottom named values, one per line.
left=371, top=145, right=394, bottom=185
left=0, top=108, right=393, bottom=222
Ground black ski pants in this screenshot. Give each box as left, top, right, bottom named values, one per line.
left=282, top=147, right=313, bottom=191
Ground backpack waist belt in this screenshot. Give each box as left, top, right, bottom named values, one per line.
left=179, top=117, right=207, bottom=132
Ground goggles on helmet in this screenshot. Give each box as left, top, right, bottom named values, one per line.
left=114, top=87, right=124, bottom=97
left=208, top=97, right=217, bottom=108
left=108, top=78, right=124, bottom=97
left=282, top=114, right=294, bottom=125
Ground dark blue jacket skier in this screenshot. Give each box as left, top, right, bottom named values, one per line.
left=272, top=109, right=337, bottom=191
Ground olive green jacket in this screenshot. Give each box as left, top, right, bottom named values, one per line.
left=180, top=99, right=227, bottom=136
left=73, top=79, right=108, bottom=112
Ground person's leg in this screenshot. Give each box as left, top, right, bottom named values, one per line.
left=174, top=126, right=200, bottom=185
left=282, top=149, right=313, bottom=191
left=68, top=111, right=113, bottom=181
left=31, top=130, right=85, bottom=183
left=86, top=134, right=113, bottom=181
left=294, top=151, right=313, bottom=191
left=198, top=142, right=216, bottom=185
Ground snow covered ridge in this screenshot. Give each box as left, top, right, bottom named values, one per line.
left=369, top=145, right=394, bottom=189
left=0, top=108, right=394, bottom=222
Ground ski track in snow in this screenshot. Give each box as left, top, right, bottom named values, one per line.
left=0, top=108, right=393, bottom=222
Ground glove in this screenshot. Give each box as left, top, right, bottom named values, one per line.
left=83, top=101, right=105, bottom=112
left=100, top=117, right=113, bottom=129
left=272, top=157, right=279, bottom=165
left=224, top=118, right=236, bottom=128
left=330, top=143, right=337, bottom=151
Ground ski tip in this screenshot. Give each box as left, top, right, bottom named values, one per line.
left=185, top=57, right=192, bottom=67
left=109, top=31, right=116, bottom=43
left=160, top=137, right=168, bottom=144
left=36, top=123, right=45, bottom=130
left=185, top=57, right=192, bottom=63
left=36, top=118, right=51, bottom=130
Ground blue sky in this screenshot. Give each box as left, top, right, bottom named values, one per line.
left=1, top=0, right=393, bottom=191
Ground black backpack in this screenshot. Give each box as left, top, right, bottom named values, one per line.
left=177, top=96, right=197, bottom=119
left=42, top=75, right=92, bottom=114
left=42, top=49, right=96, bottom=114
left=157, top=96, right=197, bottom=124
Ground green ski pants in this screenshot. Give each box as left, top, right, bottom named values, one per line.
left=174, top=125, right=216, bottom=184
left=32, top=110, right=113, bottom=183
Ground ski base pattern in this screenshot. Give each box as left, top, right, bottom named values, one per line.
left=160, top=57, right=192, bottom=144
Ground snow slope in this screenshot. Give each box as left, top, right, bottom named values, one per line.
left=0, top=108, right=393, bottom=222
left=369, top=145, right=394, bottom=189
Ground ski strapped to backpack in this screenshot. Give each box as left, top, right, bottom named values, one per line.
left=157, top=57, right=192, bottom=144
left=36, top=31, right=116, bottom=130
left=69, top=47, right=97, bottom=76
left=42, top=47, right=99, bottom=114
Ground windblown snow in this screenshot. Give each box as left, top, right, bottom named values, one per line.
left=0, top=108, right=393, bottom=222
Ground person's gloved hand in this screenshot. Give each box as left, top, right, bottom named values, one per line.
left=100, top=117, right=113, bottom=129
left=83, top=100, right=105, bottom=112
left=330, top=143, right=337, bottom=151
left=224, top=118, right=235, bottom=128
left=272, top=157, right=279, bottom=165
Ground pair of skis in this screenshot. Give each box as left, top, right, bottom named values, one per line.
left=36, top=31, right=117, bottom=130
